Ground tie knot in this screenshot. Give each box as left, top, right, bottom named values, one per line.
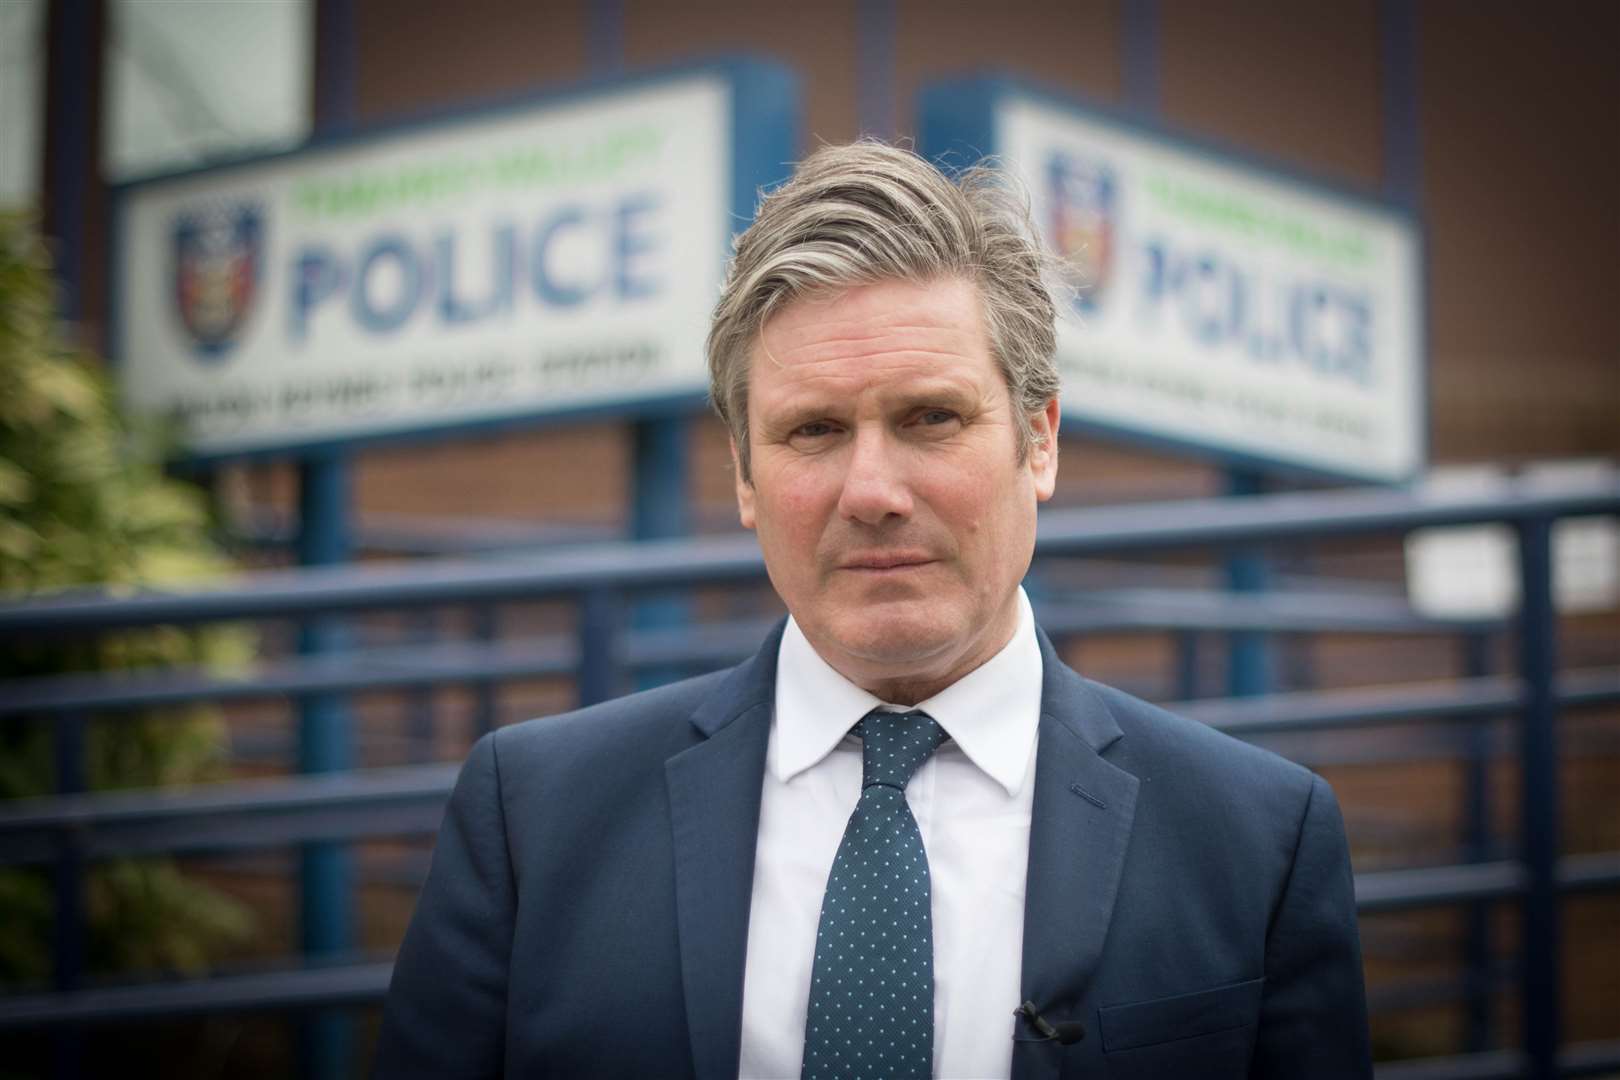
left=855, top=710, right=947, bottom=790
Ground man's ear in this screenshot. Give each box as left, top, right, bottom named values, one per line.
left=731, top=437, right=756, bottom=529
left=1028, top=398, right=1061, bottom=502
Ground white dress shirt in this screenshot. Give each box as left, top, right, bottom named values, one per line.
left=738, top=589, right=1043, bottom=1080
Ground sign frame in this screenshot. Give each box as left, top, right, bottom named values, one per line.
left=108, top=57, right=800, bottom=464
left=919, top=74, right=1428, bottom=486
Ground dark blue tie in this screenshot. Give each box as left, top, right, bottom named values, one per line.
left=801, top=710, right=947, bottom=1080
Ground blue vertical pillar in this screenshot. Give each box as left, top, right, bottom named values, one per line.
left=301, top=3, right=358, bottom=1076
left=1515, top=516, right=1560, bottom=1080
left=42, top=0, right=103, bottom=334
left=632, top=417, right=690, bottom=545
left=296, top=451, right=354, bottom=1080
left=1121, top=0, right=1160, bottom=117
left=1379, top=0, right=1422, bottom=211
left=585, top=0, right=693, bottom=690
left=630, top=416, right=690, bottom=688
left=587, top=0, right=624, bottom=78
left=44, top=5, right=102, bottom=1075
left=1125, top=0, right=1275, bottom=697
left=315, top=0, right=359, bottom=137
left=857, top=0, right=897, bottom=138
left=1224, top=468, right=1273, bottom=696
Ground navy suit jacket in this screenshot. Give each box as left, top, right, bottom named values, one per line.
left=373, top=623, right=1371, bottom=1078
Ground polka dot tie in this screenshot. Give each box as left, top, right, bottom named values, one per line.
left=801, top=710, right=947, bottom=1080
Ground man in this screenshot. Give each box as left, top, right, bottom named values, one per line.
left=373, top=143, right=1371, bottom=1079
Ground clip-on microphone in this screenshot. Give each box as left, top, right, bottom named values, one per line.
left=1014, top=1000, right=1086, bottom=1045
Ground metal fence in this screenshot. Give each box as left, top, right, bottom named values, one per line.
left=1, top=479, right=1618, bottom=1079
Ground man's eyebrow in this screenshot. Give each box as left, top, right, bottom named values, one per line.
left=881, top=381, right=984, bottom=408
left=759, top=402, right=843, bottom=433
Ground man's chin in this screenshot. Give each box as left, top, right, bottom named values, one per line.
left=816, top=612, right=964, bottom=680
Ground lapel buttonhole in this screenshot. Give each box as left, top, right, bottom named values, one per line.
left=1068, top=782, right=1107, bottom=809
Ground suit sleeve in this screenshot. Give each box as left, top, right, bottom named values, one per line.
left=373, top=732, right=515, bottom=1079
left=1251, top=773, right=1372, bottom=1079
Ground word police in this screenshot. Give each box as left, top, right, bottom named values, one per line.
left=1138, top=237, right=1374, bottom=388
left=290, top=192, right=661, bottom=341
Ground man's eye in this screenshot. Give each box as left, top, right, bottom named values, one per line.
left=916, top=409, right=958, bottom=426
left=794, top=421, right=837, bottom=438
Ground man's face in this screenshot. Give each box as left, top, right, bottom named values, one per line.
left=735, top=276, right=1059, bottom=701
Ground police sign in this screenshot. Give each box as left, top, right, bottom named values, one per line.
left=114, top=64, right=796, bottom=457
left=922, top=79, right=1424, bottom=483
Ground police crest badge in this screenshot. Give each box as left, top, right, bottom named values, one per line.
left=1046, top=152, right=1116, bottom=314
left=173, top=203, right=263, bottom=359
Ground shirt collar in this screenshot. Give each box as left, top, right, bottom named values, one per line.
left=771, top=588, right=1043, bottom=797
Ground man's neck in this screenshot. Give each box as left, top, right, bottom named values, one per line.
left=819, top=599, right=1024, bottom=706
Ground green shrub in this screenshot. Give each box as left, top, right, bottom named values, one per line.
left=0, top=210, right=255, bottom=985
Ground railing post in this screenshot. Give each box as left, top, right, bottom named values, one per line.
left=1174, top=630, right=1200, bottom=700
left=1460, top=628, right=1495, bottom=1053
left=1515, top=515, right=1560, bottom=1080
left=406, top=610, right=437, bottom=762
left=51, top=708, right=86, bottom=805
left=578, top=589, right=621, bottom=707
left=471, top=603, right=499, bottom=737
left=51, top=709, right=87, bottom=1080
left=50, top=835, right=86, bottom=1080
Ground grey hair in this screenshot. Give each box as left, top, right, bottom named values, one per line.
left=707, top=141, right=1062, bottom=482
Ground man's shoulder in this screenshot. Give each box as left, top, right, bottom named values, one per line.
left=490, top=666, right=738, bottom=761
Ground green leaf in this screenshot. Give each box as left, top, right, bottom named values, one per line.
left=0, top=459, right=31, bottom=505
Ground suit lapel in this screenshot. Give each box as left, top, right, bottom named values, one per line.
left=1013, top=630, right=1140, bottom=1080
left=664, top=623, right=781, bottom=1080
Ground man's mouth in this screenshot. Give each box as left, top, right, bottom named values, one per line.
left=838, top=551, right=936, bottom=572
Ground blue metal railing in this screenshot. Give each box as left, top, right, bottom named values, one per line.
left=1, top=478, right=1617, bottom=1079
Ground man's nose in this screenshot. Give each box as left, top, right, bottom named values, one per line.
left=836, top=428, right=913, bottom=525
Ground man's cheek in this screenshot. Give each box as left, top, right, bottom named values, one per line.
left=772, top=483, right=833, bottom=527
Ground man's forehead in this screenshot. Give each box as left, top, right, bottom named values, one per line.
left=755, top=279, right=988, bottom=368
left=763, top=276, right=982, bottom=336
